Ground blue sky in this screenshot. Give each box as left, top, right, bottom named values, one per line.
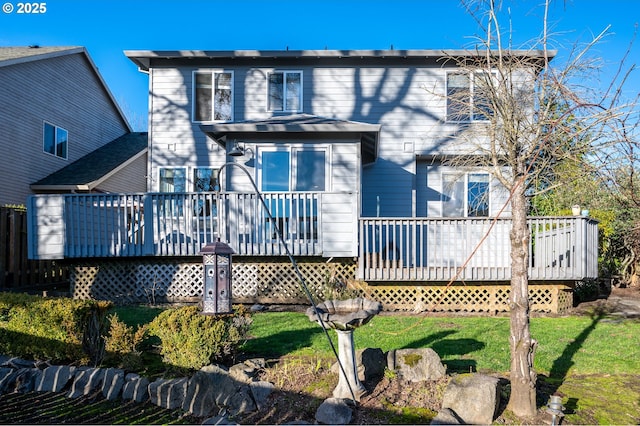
left=1, top=0, right=638, bottom=131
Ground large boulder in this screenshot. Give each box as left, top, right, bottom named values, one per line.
left=387, top=348, right=446, bottom=382
left=438, top=373, right=501, bottom=425
left=331, top=347, right=386, bottom=382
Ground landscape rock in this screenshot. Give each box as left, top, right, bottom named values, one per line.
left=0, top=367, right=14, bottom=393
left=4, top=357, right=37, bottom=369
left=250, top=304, right=267, bottom=312
left=387, top=348, right=446, bottom=382
left=229, top=358, right=265, bottom=383
left=149, top=377, right=188, bottom=410
left=439, top=373, right=501, bottom=425
left=228, top=384, right=257, bottom=415
left=102, top=368, right=125, bottom=400
left=202, top=413, right=238, bottom=424
left=249, top=381, right=275, bottom=410
left=430, top=407, right=464, bottom=425
left=67, top=367, right=105, bottom=398
left=200, top=364, right=237, bottom=407
left=183, top=369, right=219, bottom=417
left=315, top=398, right=353, bottom=425
left=331, top=347, right=386, bottom=382
left=0, top=368, right=40, bottom=393
left=36, top=365, right=76, bottom=392
left=121, top=373, right=149, bottom=402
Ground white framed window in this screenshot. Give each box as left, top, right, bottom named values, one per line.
left=193, top=167, right=218, bottom=192
left=43, top=122, right=68, bottom=159
left=159, top=168, right=186, bottom=193
left=267, top=71, right=302, bottom=112
left=193, top=71, right=233, bottom=122
left=259, top=147, right=327, bottom=192
left=446, top=71, right=494, bottom=122
left=442, top=172, right=490, bottom=217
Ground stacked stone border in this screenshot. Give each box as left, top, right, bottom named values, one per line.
left=0, top=355, right=274, bottom=421
left=0, top=347, right=505, bottom=425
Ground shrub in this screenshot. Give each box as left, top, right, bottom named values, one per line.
left=104, top=313, right=147, bottom=371
left=574, top=278, right=601, bottom=304
left=0, top=293, right=112, bottom=364
left=146, top=305, right=252, bottom=371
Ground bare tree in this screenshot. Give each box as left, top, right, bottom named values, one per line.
left=440, top=0, right=632, bottom=417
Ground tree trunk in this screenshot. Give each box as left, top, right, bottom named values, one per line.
left=506, top=184, right=538, bottom=418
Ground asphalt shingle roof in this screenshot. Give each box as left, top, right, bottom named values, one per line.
left=31, top=132, right=147, bottom=189
left=0, top=46, right=84, bottom=66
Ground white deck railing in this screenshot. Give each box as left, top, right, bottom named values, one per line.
left=62, top=191, right=322, bottom=257
left=29, top=192, right=598, bottom=281
left=358, top=216, right=599, bottom=281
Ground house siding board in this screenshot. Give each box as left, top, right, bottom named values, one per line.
left=0, top=52, right=129, bottom=205
left=98, top=154, right=148, bottom=193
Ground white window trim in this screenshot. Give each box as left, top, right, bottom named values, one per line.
left=192, top=70, right=234, bottom=123
left=257, top=145, right=330, bottom=192
left=441, top=171, right=491, bottom=217
left=158, top=167, right=187, bottom=192
left=42, top=121, right=68, bottom=160
left=445, top=71, right=495, bottom=123
left=266, top=70, right=303, bottom=113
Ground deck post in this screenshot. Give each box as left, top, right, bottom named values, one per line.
left=142, top=195, right=155, bottom=256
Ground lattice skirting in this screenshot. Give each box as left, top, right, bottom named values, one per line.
left=349, top=282, right=573, bottom=313
left=70, top=258, right=573, bottom=313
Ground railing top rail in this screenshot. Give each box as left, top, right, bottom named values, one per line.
left=359, top=216, right=599, bottom=222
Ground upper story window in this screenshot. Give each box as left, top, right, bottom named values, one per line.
left=267, top=71, right=302, bottom=112
left=442, top=172, right=490, bottom=217
left=446, top=71, right=494, bottom=122
left=43, top=122, right=68, bottom=160
left=193, top=71, right=233, bottom=122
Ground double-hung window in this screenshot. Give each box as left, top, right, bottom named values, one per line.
left=43, top=122, right=68, bottom=159
left=442, top=172, right=490, bottom=217
left=267, top=71, right=302, bottom=112
left=446, top=71, right=494, bottom=122
left=193, top=71, right=233, bottom=122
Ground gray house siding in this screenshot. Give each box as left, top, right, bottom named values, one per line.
left=0, top=49, right=130, bottom=205
left=98, top=154, right=148, bottom=193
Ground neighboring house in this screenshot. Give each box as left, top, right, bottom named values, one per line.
left=0, top=46, right=134, bottom=205
left=30, top=132, right=148, bottom=194
left=27, top=49, right=599, bottom=312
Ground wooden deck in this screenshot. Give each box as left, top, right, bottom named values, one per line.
left=358, top=216, right=598, bottom=281
left=28, top=192, right=598, bottom=282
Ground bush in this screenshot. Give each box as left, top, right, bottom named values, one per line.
left=574, top=278, right=601, bottom=304
left=0, top=293, right=112, bottom=364
left=104, top=313, right=147, bottom=371
left=146, top=305, right=252, bottom=371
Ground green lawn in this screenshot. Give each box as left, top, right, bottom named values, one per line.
left=113, top=305, right=640, bottom=424
left=240, top=312, right=640, bottom=377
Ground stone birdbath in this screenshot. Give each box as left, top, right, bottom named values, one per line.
left=306, top=297, right=382, bottom=401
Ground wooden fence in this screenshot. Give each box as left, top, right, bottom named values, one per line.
left=0, top=207, right=68, bottom=290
